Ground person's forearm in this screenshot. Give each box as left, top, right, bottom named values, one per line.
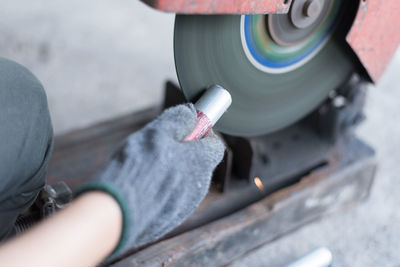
left=0, top=191, right=122, bottom=267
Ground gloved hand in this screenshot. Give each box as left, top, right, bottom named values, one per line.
left=76, top=104, right=225, bottom=257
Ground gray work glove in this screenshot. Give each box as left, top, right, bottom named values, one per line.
left=76, top=104, right=225, bottom=257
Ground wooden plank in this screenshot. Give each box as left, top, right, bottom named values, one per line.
left=111, top=148, right=376, bottom=266
left=45, top=99, right=376, bottom=267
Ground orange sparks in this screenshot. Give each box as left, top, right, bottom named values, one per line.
left=253, top=177, right=265, bottom=193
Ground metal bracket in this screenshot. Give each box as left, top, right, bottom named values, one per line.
left=14, top=182, right=73, bottom=234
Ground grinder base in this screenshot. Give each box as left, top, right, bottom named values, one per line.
left=45, top=76, right=376, bottom=266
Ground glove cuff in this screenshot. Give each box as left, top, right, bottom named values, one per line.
left=75, top=181, right=130, bottom=258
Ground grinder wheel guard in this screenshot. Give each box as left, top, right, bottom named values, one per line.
left=174, top=0, right=353, bottom=137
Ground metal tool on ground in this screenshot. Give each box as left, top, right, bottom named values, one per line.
left=184, top=85, right=232, bottom=141
left=286, top=247, right=333, bottom=267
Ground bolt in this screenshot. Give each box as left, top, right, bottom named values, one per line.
left=333, top=96, right=346, bottom=108
left=304, top=0, right=322, bottom=18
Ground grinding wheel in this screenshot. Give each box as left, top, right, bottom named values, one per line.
left=174, top=0, right=353, bottom=137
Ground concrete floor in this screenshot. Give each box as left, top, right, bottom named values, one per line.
left=0, top=0, right=176, bottom=134
left=0, top=1, right=399, bottom=266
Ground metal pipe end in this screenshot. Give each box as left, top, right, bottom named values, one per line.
left=194, top=85, right=232, bottom=126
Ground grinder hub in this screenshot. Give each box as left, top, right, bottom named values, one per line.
left=290, top=0, right=328, bottom=29
left=241, top=0, right=338, bottom=74
left=268, top=0, right=333, bottom=47
left=174, top=0, right=353, bottom=137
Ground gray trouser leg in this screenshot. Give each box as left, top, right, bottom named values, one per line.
left=0, top=58, right=53, bottom=240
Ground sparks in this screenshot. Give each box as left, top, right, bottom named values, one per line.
left=253, top=177, right=265, bottom=193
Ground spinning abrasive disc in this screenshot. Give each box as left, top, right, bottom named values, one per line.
left=174, top=0, right=353, bottom=136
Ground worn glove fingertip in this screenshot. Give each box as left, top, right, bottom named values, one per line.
left=160, top=103, right=197, bottom=125
left=195, top=134, right=226, bottom=166
left=150, top=104, right=198, bottom=141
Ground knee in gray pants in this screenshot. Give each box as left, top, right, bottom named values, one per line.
left=0, top=58, right=54, bottom=240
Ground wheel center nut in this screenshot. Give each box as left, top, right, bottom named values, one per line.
left=290, top=0, right=326, bottom=29
left=304, top=0, right=322, bottom=18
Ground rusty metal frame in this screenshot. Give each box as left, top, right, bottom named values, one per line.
left=139, top=0, right=292, bottom=14
left=140, top=0, right=400, bottom=82
left=346, top=0, right=400, bottom=82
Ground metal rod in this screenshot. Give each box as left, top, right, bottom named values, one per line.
left=286, top=247, right=333, bottom=267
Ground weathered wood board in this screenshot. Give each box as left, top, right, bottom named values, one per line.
left=111, top=139, right=376, bottom=266
left=46, top=103, right=376, bottom=267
